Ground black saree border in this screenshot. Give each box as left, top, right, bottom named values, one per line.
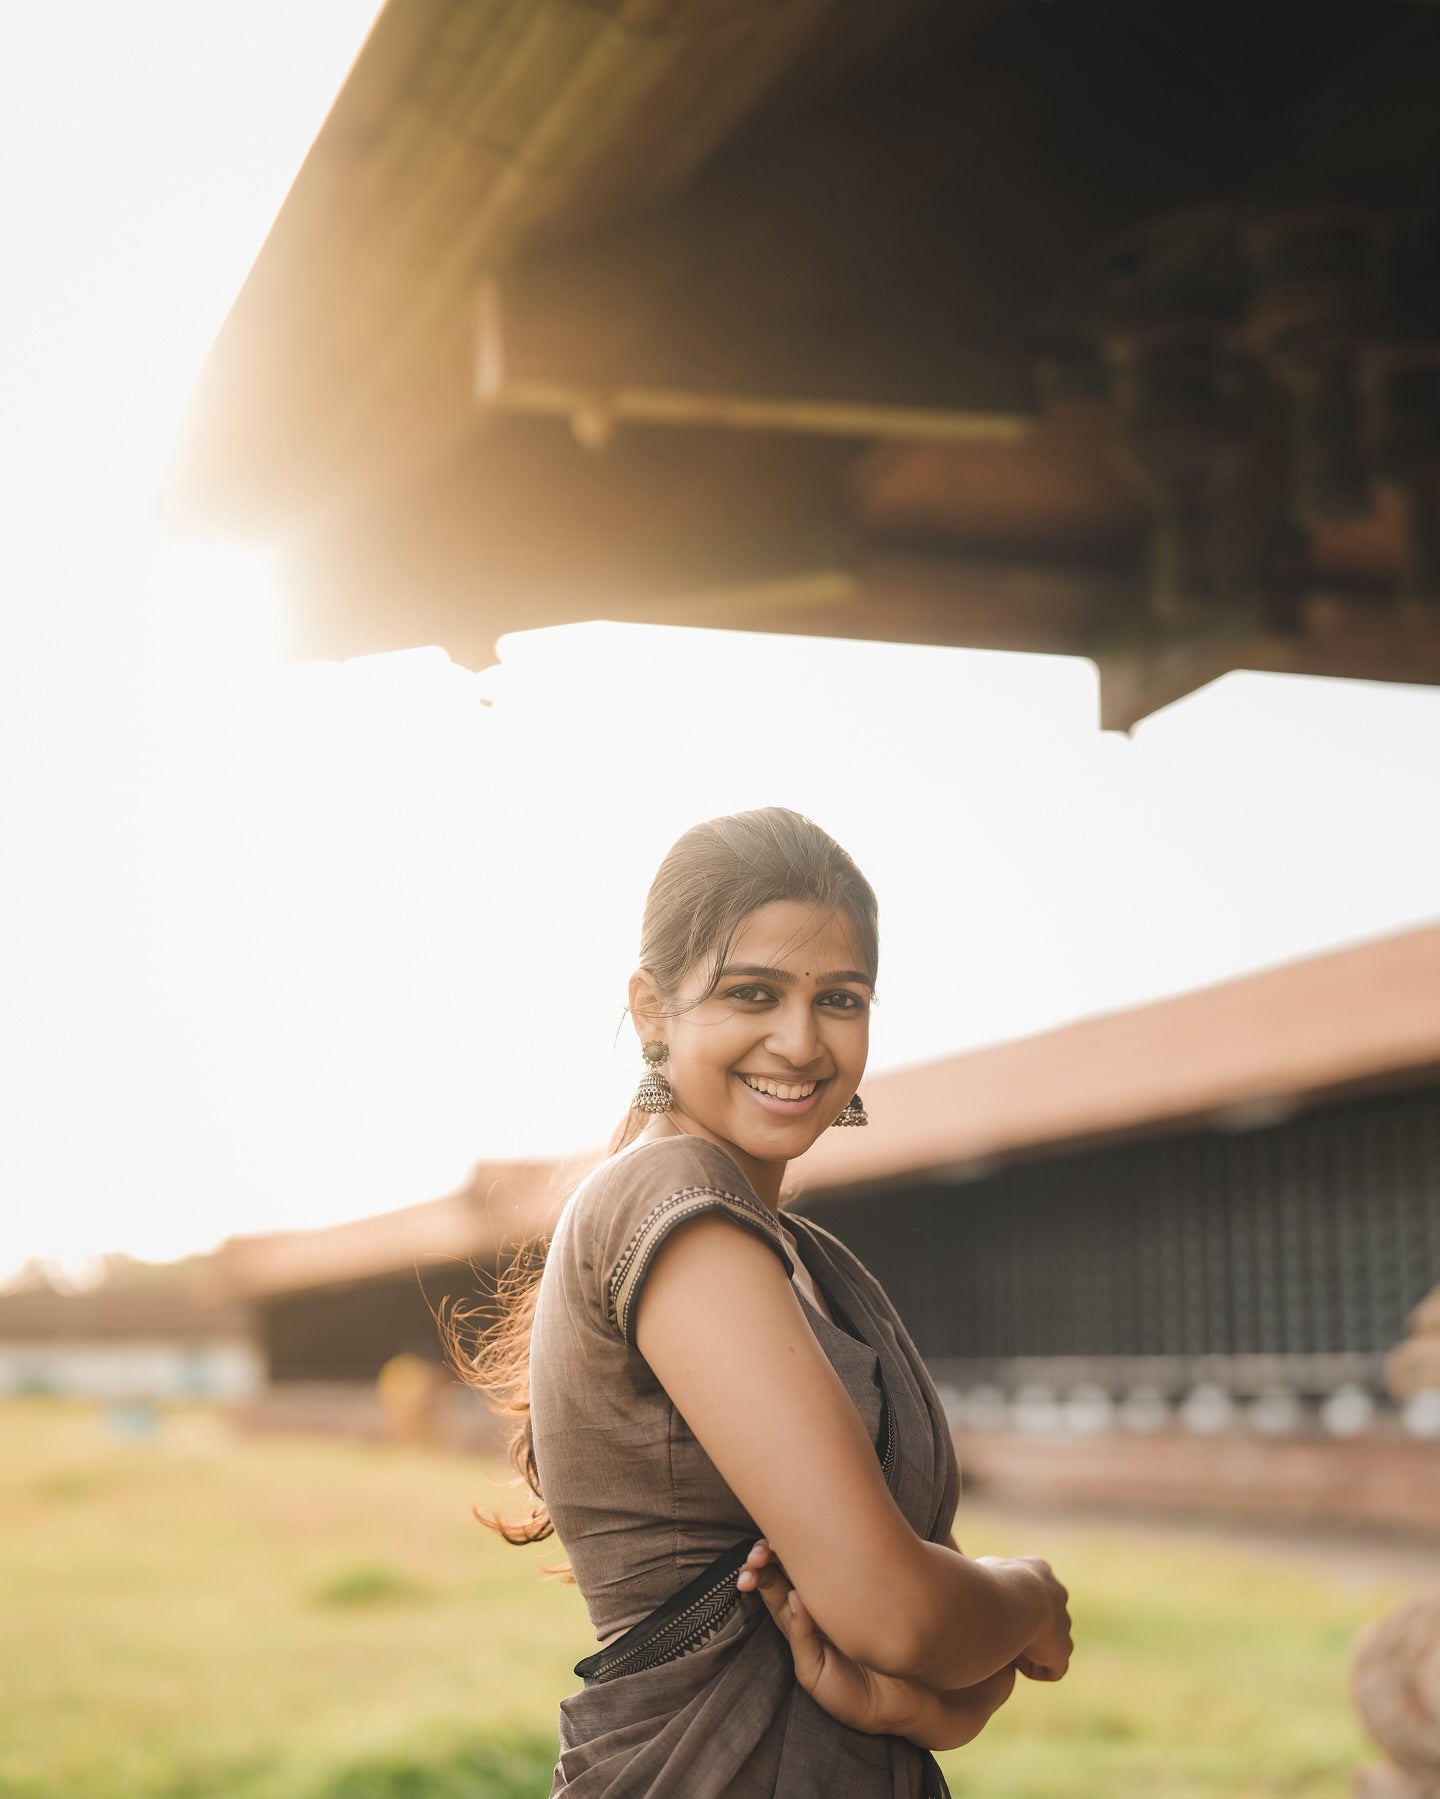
left=573, top=1536, right=755, bottom=1684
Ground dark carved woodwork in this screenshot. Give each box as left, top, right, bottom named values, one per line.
left=175, top=0, right=1440, bottom=725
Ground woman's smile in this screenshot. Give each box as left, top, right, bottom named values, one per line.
left=736, top=1072, right=829, bottom=1111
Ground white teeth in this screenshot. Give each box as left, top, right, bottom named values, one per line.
left=741, top=1076, right=818, bottom=1101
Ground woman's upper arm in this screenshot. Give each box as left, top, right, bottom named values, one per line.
left=632, top=1210, right=932, bottom=1671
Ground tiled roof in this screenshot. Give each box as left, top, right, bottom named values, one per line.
left=795, top=921, right=1440, bottom=1196
left=217, top=924, right=1440, bottom=1292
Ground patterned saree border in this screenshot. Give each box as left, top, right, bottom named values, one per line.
left=607, top=1185, right=791, bottom=1345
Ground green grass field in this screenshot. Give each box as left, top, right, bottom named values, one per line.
left=0, top=1400, right=1411, bottom=1797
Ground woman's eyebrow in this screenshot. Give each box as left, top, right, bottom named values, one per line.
left=717, top=963, right=875, bottom=989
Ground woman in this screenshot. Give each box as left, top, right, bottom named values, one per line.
left=462, top=808, right=1072, bottom=1797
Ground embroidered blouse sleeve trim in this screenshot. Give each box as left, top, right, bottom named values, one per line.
left=607, top=1185, right=794, bottom=1346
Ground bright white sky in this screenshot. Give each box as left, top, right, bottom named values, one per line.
left=2, top=5, right=1438, bottom=1282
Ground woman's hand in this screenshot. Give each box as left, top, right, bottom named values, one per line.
left=737, top=1542, right=1017, bottom=1751
left=977, top=1555, right=1073, bottom=1683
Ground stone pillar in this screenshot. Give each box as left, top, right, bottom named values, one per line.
left=1352, top=1286, right=1440, bottom=1798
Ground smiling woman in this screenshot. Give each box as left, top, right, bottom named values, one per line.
left=627, top=900, right=875, bottom=1197
left=448, top=808, right=1073, bottom=1798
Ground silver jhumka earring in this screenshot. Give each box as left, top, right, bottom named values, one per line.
left=831, top=1093, right=868, bottom=1128
left=632, top=1041, right=675, bottom=1114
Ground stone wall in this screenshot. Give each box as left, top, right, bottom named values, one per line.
left=955, top=1428, right=1440, bottom=1534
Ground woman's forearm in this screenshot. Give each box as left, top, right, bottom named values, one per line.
left=878, top=1542, right=1050, bottom=1690
left=897, top=1663, right=1018, bottom=1752
left=738, top=1536, right=1054, bottom=1747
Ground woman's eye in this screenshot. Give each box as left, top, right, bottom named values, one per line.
left=724, top=985, right=868, bottom=1009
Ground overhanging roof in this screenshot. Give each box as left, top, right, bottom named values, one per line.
left=173, top=1, right=1440, bottom=727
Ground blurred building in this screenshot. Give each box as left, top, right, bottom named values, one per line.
left=0, top=1277, right=261, bottom=1402
left=794, top=921, right=1440, bottom=1530
left=219, top=924, right=1440, bottom=1525
left=215, top=1161, right=557, bottom=1446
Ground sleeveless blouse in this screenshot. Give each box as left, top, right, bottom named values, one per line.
left=528, top=1133, right=961, bottom=1797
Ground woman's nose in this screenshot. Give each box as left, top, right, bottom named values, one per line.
left=765, top=1000, right=823, bottom=1067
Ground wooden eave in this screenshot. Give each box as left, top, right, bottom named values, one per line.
left=172, top=1, right=1440, bottom=725
left=172, top=0, right=930, bottom=533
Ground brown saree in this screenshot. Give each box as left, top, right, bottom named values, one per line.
left=528, top=1134, right=961, bottom=1798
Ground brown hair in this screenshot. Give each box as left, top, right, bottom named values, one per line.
left=442, top=807, right=878, bottom=1552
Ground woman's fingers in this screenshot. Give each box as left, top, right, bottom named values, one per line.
left=785, top=1587, right=821, bottom=1645
left=736, top=1538, right=776, bottom=1592
left=738, top=1542, right=792, bottom=1619
left=737, top=1541, right=832, bottom=1691
left=768, top=1586, right=828, bottom=1688
left=750, top=1564, right=794, bottom=1630
left=1015, top=1654, right=1063, bottom=1682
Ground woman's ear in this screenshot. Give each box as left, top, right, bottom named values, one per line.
left=628, top=969, right=664, bottom=1043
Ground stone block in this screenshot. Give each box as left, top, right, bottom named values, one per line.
left=1353, top=1594, right=1440, bottom=1787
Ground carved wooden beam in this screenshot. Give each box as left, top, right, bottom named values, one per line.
left=474, top=276, right=1031, bottom=448
left=617, top=551, right=1110, bottom=658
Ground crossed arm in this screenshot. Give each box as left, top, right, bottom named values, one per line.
left=736, top=1536, right=1022, bottom=1750
left=632, top=1214, right=1072, bottom=1749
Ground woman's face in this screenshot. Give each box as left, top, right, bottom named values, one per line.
left=634, top=900, right=873, bottom=1199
